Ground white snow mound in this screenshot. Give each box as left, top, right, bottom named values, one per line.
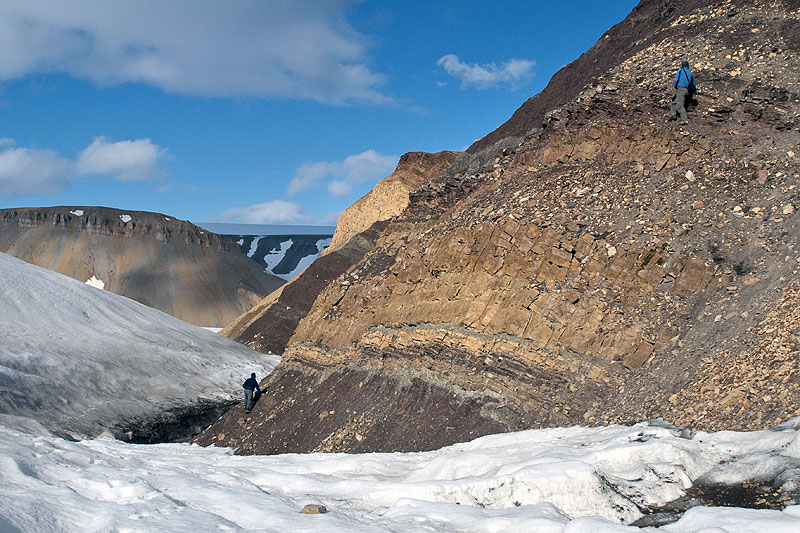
left=0, top=252, right=279, bottom=439
left=0, top=420, right=799, bottom=532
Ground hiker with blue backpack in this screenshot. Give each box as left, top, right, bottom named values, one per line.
left=669, top=60, right=696, bottom=124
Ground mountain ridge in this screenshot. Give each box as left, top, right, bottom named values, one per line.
left=0, top=205, right=284, bottom=327
left=198, top=0, right=800, bottom=454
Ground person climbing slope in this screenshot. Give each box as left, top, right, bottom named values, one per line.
left=669, top=60, right=696, bottom=125
left=242, top=372, right=262, bottom=413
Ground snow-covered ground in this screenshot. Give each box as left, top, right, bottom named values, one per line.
left=2, top=251, right=800, bottom=531
left=0, top=252, right=279, bottom=439
left=1, top=420, right=799, bottom=532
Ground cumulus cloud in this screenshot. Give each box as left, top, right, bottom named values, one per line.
left=437, top=54, right=535, bottom=90
left=0, top=136, right=168, bottom=197
left=210, top=200, right=313, bottom=225
left=0, top=1, right=390, bottom=105
left=0, top=145, right=71, bottom=196
left=287, top=149, right=397, bottom=196
left=77, top=136, right=167, bottom=181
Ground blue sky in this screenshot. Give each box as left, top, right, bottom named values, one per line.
left=0, top=1, right=637, bottom=225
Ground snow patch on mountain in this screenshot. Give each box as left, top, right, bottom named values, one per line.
left=247, top=236, right=261, bottom=257
left=119, top=214, right=131, bottom=223
left=0, top=252, right=279, bottom=439
left=85, top=275, right=105, bottom=289
left=282, top=237, right=332, bottom=280
left=196, top=222, right=335, bottom=282
left=264, top=238, right=292, bottom=272
left=0, top=420, right=798, bottom=531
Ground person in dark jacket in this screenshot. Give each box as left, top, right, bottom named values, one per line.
left=242, top=373, right=262, bottom=413
left=669, top=60, right=696, bottom=124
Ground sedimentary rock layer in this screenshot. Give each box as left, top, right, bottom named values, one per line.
left=200, top=0, right=800, bottom=454
left=328, top=151, right=459, bottom=251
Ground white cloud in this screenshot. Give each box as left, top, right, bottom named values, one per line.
left=77, top=136, right=167, bottom=181
left=0, top=145, right=71, bottom=196
left=211, top=200, right=313, bottom=224
left=0, top=1, right=390, bottom=105
left=0, top=136, right=168, bottom=198
left=437, top=54, right=535, bottom=90
left=288, top=149, right=398, bottom=196
left=327, top=180, right=352, bottom=197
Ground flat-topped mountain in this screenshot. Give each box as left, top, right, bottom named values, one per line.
left=198, top=222, right=334, bottom=281
left=199, top=0, right=800, bottom=454
left=0, top=206, right=284, bottom=327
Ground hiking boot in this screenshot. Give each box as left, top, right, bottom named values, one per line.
left=679, top=120, right=688, bottom=125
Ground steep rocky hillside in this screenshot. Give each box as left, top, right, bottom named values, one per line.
left=220, top=221, right=388, bottom=355
left=0, top=206, right=284, bottom=327
left=327, top=151, right=459, bottom=251
left=217, top=151, right=460, bottom=356
left=199, top=0, right=800, bottom=454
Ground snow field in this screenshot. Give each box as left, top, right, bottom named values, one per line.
left=1, top=420, right=799, bottom=532
left=0, top=252, right=279, bottom=439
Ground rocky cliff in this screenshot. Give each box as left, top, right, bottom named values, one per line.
left=327, top=151, right=459, bottom=251
left=0, top=206, right=284, bottom=327
left=198, top=0, right=800, bottom=454
left=219, top=221, right=388, bottom=355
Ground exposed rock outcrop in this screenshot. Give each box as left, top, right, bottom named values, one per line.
left=221, top=221, right=388, bottom=355
left=0, top=206, right=284, bottom=327
left=327, top=151, right=459, bottom=251
left=199, top=0, right=800, bottom=454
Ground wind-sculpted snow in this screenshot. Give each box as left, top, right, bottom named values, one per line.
left=1, top=420, right=799, bottom=531
left=0, top=252, right=279, bottom=439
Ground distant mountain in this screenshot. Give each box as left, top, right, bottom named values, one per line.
left=0, top=251, right=279, bottom=441
left=0, top=206, right=285, bottom=327
left=198, top=222, right=334, bottom=281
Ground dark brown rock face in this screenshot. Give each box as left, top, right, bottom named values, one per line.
left=461, top=0, right=714, bottom=167
left=200, top=0, right=800, bottom=454
left=0, top=206, right=284, bottom=326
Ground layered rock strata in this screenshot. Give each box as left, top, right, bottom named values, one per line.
left=199, top=0, right=800, bottom=454
left=221, top=222, right=388, bottom=354
left=0, top=206, right=284, bottom=327
left=327, top=151, right=459, bottom=251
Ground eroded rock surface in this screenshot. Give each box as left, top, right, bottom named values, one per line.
left=199, top=0, right=800, bottom=454
left=327, top=151, right=459, bottom=251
